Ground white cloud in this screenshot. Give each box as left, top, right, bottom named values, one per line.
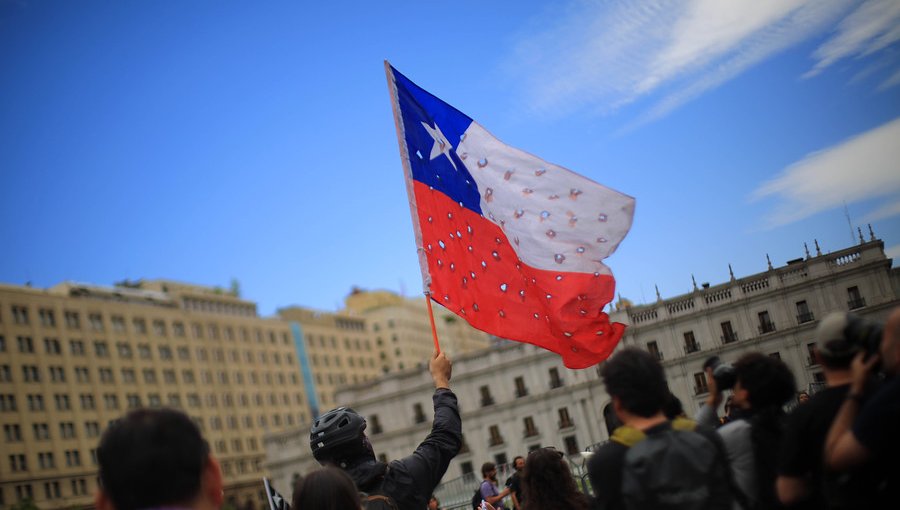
left=886, top=244, right=900, bottom=260
left=878, top=66, right=900, bottom=90
left=510, top=0, right=852, bottom=121
left=750, top=117, right=900, bottom=227
left=805, top=0, right=900, bottom=78
left=861, top=200, right=900, bottom=222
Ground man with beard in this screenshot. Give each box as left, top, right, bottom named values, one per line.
left=310, top=351, right=461, bottom=509
left=480, top=462, right=511, bottom=509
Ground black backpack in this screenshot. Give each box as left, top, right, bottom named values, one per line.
left=471, top=485, right=483, bottom=509
left=613, top=418, right=732, bottom=510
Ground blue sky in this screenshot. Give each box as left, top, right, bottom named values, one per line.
left=1, top=0, right=898, bottom=315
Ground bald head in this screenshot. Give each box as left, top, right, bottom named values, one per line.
left=881, top=307, right=900, bottom=374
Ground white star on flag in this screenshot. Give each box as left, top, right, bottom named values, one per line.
left=421, top=121, right=457, bottom=170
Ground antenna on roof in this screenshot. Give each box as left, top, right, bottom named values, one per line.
left=843, top=201, right=855, bottom=246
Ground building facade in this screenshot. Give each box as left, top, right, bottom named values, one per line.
left=263, top=237, right=899, bottom=506
left=0, top=280, right=492, bottom=510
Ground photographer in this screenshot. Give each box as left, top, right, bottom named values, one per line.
left=776, top=312, right=887, bottom=509
left=825, top=307, right=900, bottom=493
left=697, top=352, right=796, bottom=509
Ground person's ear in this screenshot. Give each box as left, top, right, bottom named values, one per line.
left=203, top=455, right=225, bottom=508
left=95, top=490, right=114, bottom=510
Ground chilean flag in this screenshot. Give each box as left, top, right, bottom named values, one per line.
left=385, top=63, right=635, bottom=369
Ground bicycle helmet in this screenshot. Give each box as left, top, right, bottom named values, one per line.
left=310, top=407, right=368, bottom=466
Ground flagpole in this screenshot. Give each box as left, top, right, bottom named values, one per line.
left=385, top=59, right=441, bottom=354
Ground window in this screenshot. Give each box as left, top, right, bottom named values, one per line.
left=758, top=310, right=776, bottom=334
left=153, top=320, right=167, bottom=336
left=494, top=452, right=508, bottom=466
left=69, top=339, right=85, bottom=355
left=480, top=385, right=495, bottom=407
left=117, top=342, right=133, bottom=358
left=9, top=453, right=28, bottom=472
left=847, top=286, right=865, bottom=309
left=807, top=342, right=818, bottom=366
left=33, top=423, right=49, bottom=440
left=71, top=478, right=88, bottom=496
left=38, top=452, right=55, bottom=469
left=182, top=370, right=195, bottom=384
left=489, top=425, right=504, bottom=446
left=683, top=331, right=700, bottom=354
left=148, top=394, right=161, bottom=407
left=121, top=369, right=136, bottom=383
left=192, top=323, right=203, bottom=339
left=514, top=376, right=529, bottom=397
left=177, top=346, right=190, bottom=360
left=54, top=394, right=71, bottom=410
left=89, top=313, right=104, bottom=332
left=163, top=369, right=176, bottom=384
left=23, top=365, right=40, bottom=382
left=168, top=393, right=182, bottom=407
left=549, top=367, right=564, bottom=388
left=101, top=393, right=117, bottom=410
left=0, top=395, right=18, bottom=412
left=693, top=372, right=709, bottom=395
left=18, top=336, right=34, bottom=353
left=111, top=316, right=126, bottom=333
left=127, top=394, right=142, bottom=408
left=720, top=321, right=737, bottom=344
left=173, top=322, right=186, bottom=337
left=80, top=394, right=96, bottom=410
left=132, top=318, right=147, bottom=334
left=769, top=352, right=781, bottom=360
left=15, top=485, right=34, bottom=501
left=12, top=305, right=29, bottom=325
left=4, top=424, right=22, bottom=442
left=370, top=414, right=383, bottom=434
left=85, top=421, right=100, bottom=438
left=796, top=300, right=814, bottom=323
left=0, top=335, right=4, bottom=352
left=43, top=481, right=61, bottom=499
left=0, top=365, right=9, bottom=383
left=647, top=341, right=662, bottom=361
left=564, top=435, right=580, bottom=455
left=523, top=416, right=539, bottom=437
left=74, top=366, right=90, bottom=383
left=44, top=337, right=61, bottom=354
left=138, top=344, right=152, bottom=359
left=413, top=403, right=426, bottom=424
left=460, top=461, right=474, bottom=476
left=143, top=369, right=157, bottom=384
left=49, top=366, right=66, bottom=382
left=65, top=311, right=80, bottom=329
left=94, top=341, right=109, bottom=357
left=159, top=346, right=173, bottom=360
left=558, top=407, right=574, bottom=429
left=65, top=450, right=82, bottom=467
left=99, top=368, right=114, bottom=383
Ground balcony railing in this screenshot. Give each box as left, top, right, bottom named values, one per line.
left=720, top=332, right=738, bottom=344
left=797, top=312, right=815, bottom=324
left=694, top=385, right=709, bottom=396
left=515, top=389, right=529, bottom=398
left=558, top=420, right=575, bottom=430
left=523, top=428, right=540, bottom=438
left=480, top=396, right=495, bottom=407
left=848, top=297, right=867, bottom=310
left=549, top=378, right=564, bottom=389
left=489, top=436, right=504, bottom=447
left=684, top=343, right=701, bottom=355
left=758, top=321, right=776, bottom=334
left=807, top=356, right=819, bottom=367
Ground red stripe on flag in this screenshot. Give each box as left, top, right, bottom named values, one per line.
left=414, top=181, right=624, bottom=368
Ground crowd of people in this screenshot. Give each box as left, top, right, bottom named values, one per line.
left=92, top=308, right=898, bottom=510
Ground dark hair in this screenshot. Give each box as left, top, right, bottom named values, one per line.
left=291, top=468, right=361, bottom=510
left=733, top=352, right=796, bottom=410
left=734, top=352, right=796, bottom=509
left=513, top=455, right=525, bottom=467
left=600, top=348, right=668, bottom=417
left=521, top=449, right=588, bottom=510
left=98, top=408, right=210, bottom=510
left=481, top=462, right=496, bottom=477
left=662, top=391, right=684, bottom=419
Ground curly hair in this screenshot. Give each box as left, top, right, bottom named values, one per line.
left=521, top=449, right=589, bottom=510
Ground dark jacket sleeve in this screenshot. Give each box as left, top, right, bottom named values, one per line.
left=384, top=388, right=462, bottom=508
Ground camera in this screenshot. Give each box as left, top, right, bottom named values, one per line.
left=703, top=355, right=736, bottom=390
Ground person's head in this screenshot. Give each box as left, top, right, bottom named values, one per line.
left=481, top=462, right=497, bottom=481
left=662, top=391, right=684, bottom=419
left=815, top=313, right=862, bottom=370
left=731, top=352, right=796, bottom=411
left=881, top=307, right=900, bottom=374
left=601, top=347, right=668, bottom=418
left=310, top=408, right=373, bottom=469
left=291, top=468, right=361, bottom=510
left=95, top=408, right=222, bottom=510
left=522, top=448, right=586, bottom=510
left=513, top=455, right=525, bottom=472
left=797, top=391, right=810, bottom=404
left=427, top=495, right=440, bottom=510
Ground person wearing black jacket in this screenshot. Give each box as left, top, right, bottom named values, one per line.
left=310, top=350, right=462, bottom=509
